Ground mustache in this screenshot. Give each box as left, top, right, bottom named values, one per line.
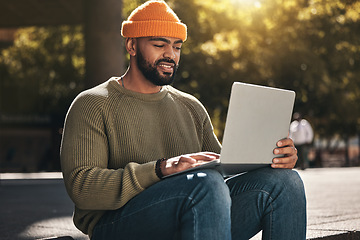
left=155, top=58, right=176, bottom=66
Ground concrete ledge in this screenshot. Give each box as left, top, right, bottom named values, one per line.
left=1, top=168, right=360, bottom=240
left=309, top=231, right=360, bottom=240
left=39, top=237, right=75, bottom=240
left=0, top=172, right=63, bottom=180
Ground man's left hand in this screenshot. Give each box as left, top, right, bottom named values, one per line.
left=272, top=138, right=298, bottom=169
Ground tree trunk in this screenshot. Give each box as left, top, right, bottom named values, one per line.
left=84, top=0, right=124, bottom=89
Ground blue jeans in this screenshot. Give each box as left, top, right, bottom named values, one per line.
left=92, top=167, right=306, bottom=240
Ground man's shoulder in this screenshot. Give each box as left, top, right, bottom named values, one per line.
left=70, top=79, right=121, bottom=112
left=167, top=86, right=202, bottom=104
left=77, top=78, right=120, bottom=100
left=79, top=79, right=113, bottom=96
left=166, top=86, right=208, bottom=115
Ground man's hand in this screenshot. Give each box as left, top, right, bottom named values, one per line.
left=272, top=138, right=298, bottom=169
left=161, top=152, right=220, bottom=177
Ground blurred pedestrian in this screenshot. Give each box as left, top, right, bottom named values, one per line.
left=290, top=112, right=314, bottom=169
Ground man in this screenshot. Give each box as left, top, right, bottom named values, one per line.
left=60, top=1, right=306, bottom=239
left=290, top=112, right=314, bottom=169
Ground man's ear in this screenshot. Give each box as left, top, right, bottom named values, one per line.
left=125, top=38, right=137, bottom=57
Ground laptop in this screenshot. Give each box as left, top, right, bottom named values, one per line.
left=165, top=82, right=296, bottom=178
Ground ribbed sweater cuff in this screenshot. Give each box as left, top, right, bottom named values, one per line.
left=134, top=161, right=161, bottom=188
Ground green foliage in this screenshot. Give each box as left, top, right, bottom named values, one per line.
left=1, top=0, right=360, bottom=142
left=168, top=0, right=360, bottom=140
left=0, top=25, right=84, bottom=116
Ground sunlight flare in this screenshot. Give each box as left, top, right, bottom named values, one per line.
left=231, top=0, right=262, bottom=8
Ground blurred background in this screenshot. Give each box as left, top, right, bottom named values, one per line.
left=0, top=0, right=359, bottom=173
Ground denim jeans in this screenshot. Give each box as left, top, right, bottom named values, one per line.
left=92, top=167, right=306, bottom=240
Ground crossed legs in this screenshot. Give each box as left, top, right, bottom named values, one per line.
left=92, top=168, right=306, bottom=240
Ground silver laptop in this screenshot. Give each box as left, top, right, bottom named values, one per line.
left=218, top=82, right=295, bottom=176
left=165, top=82, right=295, bottom=178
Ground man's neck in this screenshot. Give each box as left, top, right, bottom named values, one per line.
left=121, top=69, right=162, bottom=94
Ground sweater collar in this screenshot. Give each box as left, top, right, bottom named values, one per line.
left=109, top=77, right=169, bottom=101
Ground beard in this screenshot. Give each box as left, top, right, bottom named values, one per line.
left=136, top=50, right=178, bottom=86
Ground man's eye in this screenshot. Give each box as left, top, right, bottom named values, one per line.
left=174, top=46, right=182, bottom=50
left=154, top=45, right=164, bottom=48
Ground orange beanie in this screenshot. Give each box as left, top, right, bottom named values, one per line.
left=121, top=0, right=187, bottom=41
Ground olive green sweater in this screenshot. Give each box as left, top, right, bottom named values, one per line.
left=60, top=77, right=221, bottom=236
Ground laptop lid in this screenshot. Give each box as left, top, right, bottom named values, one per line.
left=220, top=82, right=295, bottom=165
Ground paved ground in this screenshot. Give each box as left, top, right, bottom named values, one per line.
left=0, top=174, right=87, bottom=240
left=301, top=167, right=360, bottom=239
left=0, top=167, right=359, bottom=240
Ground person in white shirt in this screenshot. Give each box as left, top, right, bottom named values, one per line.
left=289, top=112, right=314, bottom=169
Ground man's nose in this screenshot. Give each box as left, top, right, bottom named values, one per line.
left=163, top=46, right=176, bottom=59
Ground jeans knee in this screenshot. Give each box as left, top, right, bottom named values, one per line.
left=233, top=168, right=306, bottom=205
left=186, top=169, right=231, bottom=207
left=281, top=169, right=305, bottom=198
left=270, top=169, right=306, bottom=210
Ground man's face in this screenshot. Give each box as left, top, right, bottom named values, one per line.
left=135, top=37, right=182, bottom=86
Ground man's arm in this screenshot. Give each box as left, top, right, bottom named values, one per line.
left=160, top=152, right=220, bottom=177
left=61, top=93, right=159, bottom=210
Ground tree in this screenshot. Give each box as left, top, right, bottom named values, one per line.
left=258, top=0, right=360, bottom=165
left=0, top=25, right=85, bottom=117
left=2, top=0, right=359, bottom=166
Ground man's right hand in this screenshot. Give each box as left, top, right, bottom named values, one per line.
left=161, top=152, right=220, bottom=177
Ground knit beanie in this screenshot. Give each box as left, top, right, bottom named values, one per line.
left=121, top=0, right=187, bottom=41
